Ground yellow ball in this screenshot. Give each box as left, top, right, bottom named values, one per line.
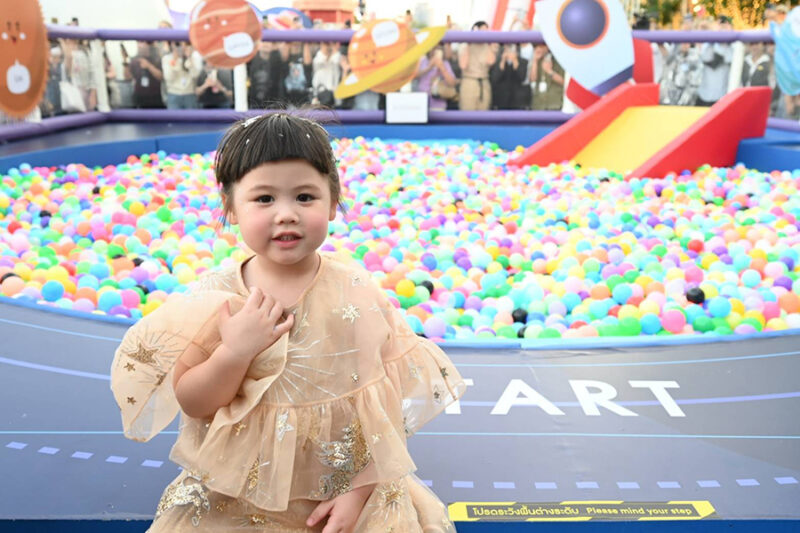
left=639, top=299, right=660, bottom=315
left=47, top=266, right=70, bottom=283
left=666, top=268, right=685, bottom=281
left=486, top=261, right=503, bottom=274
left=726, top=312, right=743, bottom=329
left=568, top=265, right=585, bottom=279
left=700, top=254, right=719, bottom=269
left=744, top=309, right=766, bottom=326
left=129, top=201, right=146, bottom=216
left=618, top=304, right=640, bottom=320
left=396, top=279, right=416, bottom=298
left=143, top=300, right=162, bottom=316
left=766, top=318, right=787, bottom=330
left=729, top=298, right=745, bottom=314
left=699, top=283, right=718, bottom=299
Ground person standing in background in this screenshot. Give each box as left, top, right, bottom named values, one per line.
left=130, top=41, right=164, bottom=108
left=458, top=21, right=496, bottom=110
left=529, top=45, right=564, bottom=110
left=196, top=65, right=234, bottom=108
left=162, top=42, right=200, bottom=109
left=696, top=16, right=733, bottom=106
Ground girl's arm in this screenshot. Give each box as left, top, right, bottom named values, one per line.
left=172, top=343, right=252, bottom=418
left=172, top=289, right=294, bottom=419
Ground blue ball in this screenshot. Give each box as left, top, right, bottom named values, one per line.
left=89, top=263, right=110, bottom=279
left=41, top=280, right=65, bottom=302
left=98, top=291, right=123, bottom=312
left=707, top=297, right=732, bottom=318
left=640, top=313, right=661, bottom=334
left=612, top=283, right=632, bottom=304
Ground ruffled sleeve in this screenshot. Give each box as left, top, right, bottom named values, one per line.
left=378, top=290, right=466, bottom=436
left=110, top=289, right=289, bottom=443
left=110, top=291, right=227, bottom=441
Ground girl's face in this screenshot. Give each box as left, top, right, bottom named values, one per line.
left=225, top=160, right=336, bottom=268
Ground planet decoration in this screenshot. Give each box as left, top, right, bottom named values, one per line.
left=334, top=20, right=446, bottom=99
left=189, top=0, right=262, bottom=68
left=0, top=0, right=49, bottom=118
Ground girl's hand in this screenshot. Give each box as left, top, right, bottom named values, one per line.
left=306, top=484, right=374, bottom=533
left=218, top=288, right=294, bottom=362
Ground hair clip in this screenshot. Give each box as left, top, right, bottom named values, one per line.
left=306, top=133, right=311, bottom=139
left=278, top=133, right=284, bottom=138
left=245, top=138, right=250, bottom=145
left=242, top=115, right=260, bottom=128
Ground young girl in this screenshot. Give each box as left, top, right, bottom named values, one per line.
left=111, top=113, right=466, bottom=532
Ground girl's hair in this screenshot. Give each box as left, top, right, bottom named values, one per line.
left=214, top=112, right=345, bottom=220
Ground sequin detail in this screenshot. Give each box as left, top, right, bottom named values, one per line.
left=310, top=414, right=371, bottom=499
left=155, top=476, right=210, bottom=527
left=276, top=409, right=294, bottom=441
left=126, top=342, right=157, bottom=364
left=338, top=304, right=360, bottom=323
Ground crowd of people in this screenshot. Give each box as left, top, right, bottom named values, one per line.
left=657, top=7, right=797, bottom=119
left=36, top=8, right=796, bottom=119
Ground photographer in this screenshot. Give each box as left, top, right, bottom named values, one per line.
left=162, top=42, right=200, bottom=109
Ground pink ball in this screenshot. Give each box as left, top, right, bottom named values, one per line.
left=382, top=257, right=399, bottom=272
left=661, top=309, right=687, bottom=333
left=120, top=289, right=141, bottom=309
left=685, top=266, right=704, bottom=284
left=763, top=301, right=781, bottom=321
left=362, top=251, right=380, bottom=265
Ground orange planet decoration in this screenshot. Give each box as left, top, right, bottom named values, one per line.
left=0, top=0, right=49, bottom=118
left=189, top=0, right=262, bottom=68
left=335, top=20, right=446, bottom=99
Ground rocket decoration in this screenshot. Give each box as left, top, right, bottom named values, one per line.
left=0, top=0, right=49, bottom=118
left=537, top=0, right=651, bottom=109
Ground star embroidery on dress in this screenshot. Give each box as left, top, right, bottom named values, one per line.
left=124, top=363, right=136, bottom=372
left=340, top=304, right=360, bottom=323
left=351, top=272, right=366, bottom=286
left=408, top=362, right=421, bottom=380
left=433, top=385, right=443, bottom=404
left=440, top=367, right=449, bottom=378
left=233, top=422, right=246, bottom=435
left=377, top=482, right=405, bottom=508
left=127, top=341, right=157, bottom=364
left=127, top=396, right=136, bottom=405
left=372, top=433, right=382, bottom=443
left=351, top=372, right=359, bottom=383
left=276, top=410, right=294, bottom=441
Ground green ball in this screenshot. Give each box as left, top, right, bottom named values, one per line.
left=458, top=315, right=474, bottom=327
left=497, top=326, right=517, bottom=339
left=619, top=317, right=642, bottom=336
left=693, top=316, right=714, bottom=333
left=539, top=328, right=562, bottom=339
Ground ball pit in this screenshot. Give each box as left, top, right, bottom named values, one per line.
left=1, top=137, right=800, bottom=343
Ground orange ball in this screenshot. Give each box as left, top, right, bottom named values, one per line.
left=778, top=292, right=800, bottom=314
left=590, top=285, right=610, bottom=300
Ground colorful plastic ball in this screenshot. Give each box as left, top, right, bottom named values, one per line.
left=686, top=287, right=705, bottom=304
left=708, top=297, right=732, bottom=318
left=741, top=269, right=761, bottom=288
left=41, top=280, right=65, bottom=302
left=423, top=317, right=447, bottom=339
left=661, top=309, right=686, bottom=333
left=98, top=291, right=123, bottom=312
left=640, top=313, right=661, bottom=334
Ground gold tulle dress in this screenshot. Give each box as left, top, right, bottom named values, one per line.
left=110, top=253, right=466, bottom=532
